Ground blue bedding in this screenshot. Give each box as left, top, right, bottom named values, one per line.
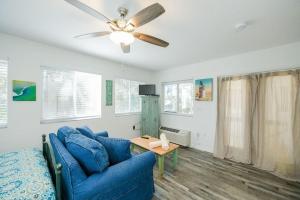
left=0, top=148, right=55, bottom=200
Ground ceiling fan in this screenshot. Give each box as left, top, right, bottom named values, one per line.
left=64, top=0, right=169, bottom=53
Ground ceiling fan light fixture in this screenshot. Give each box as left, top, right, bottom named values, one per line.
left=110, top=31, right=135, bottom=45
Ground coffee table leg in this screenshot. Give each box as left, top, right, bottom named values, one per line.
left=172, top=149, right=178, bottom=169
left=130, top=144, right=135, bottom=152
left=158, top=155, right=165, bottom=178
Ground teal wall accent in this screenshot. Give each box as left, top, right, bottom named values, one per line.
left=141, top=96, right=160, bottom=138
left=106, top=80, right=113, bottom=106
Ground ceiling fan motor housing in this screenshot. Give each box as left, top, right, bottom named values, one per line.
left=118, top=7, right=128, bottom=18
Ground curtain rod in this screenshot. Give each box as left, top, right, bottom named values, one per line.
left=218, top=66, right=300, bottom=79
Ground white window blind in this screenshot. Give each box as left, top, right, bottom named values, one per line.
left=115, top=79, right=142, bottom=114
left=164, top=84, right=177, bottom=112
left=41, top=67, right=101, bottom=123
left=163, top=81, right=193, bottom=115
left=178, top=82, right=193, bottom=114
left=0, top=60, right=8, bottom=128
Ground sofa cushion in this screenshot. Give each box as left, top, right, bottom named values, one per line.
left=76, top=126, right=109, bottom=139
left=65, top=134, right=109, bottom=175
left=94, top=130, right=109, bottom=138
left=57, top=126, right=80, bottom=145
left=95, top=136, right=132, bottom=165
left=76, top=126, right=95, bottom=139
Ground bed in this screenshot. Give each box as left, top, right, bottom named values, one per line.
left=0, top=135, right=61, bottom=200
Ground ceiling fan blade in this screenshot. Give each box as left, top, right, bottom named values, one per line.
left=64, top=0, right=111, bottom=22
left=133, top=32, right=169, bottom=47
left=74, top=31, right=111, bottom=39
left=121, top=43, right=130, bottom=53
left=129, top=3, right=165, bottom=28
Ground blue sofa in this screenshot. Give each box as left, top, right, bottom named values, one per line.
left=49, top=131, right=156, bottom=200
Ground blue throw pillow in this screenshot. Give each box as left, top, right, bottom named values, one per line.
left=95, top=136, right=131, bottom=165
left=94, top=130, right=109, bottom=138
left=57, top=126, right=80, bottom=145
left=76, top=126, right=95, bottom=139
left=76, top=126, right=109, bottom=139
left=65, top=134, right=109, bottom=175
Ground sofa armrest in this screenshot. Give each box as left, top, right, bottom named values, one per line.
left=94, top=131, right=109, bottom=138
left=74, top=151, right=156, bottom=200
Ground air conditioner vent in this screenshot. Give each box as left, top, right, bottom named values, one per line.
left=160, top=126, right=180, bottom=133
left=159, top=126, right=191, bottom=147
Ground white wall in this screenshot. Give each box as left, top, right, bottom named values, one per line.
left=1, top=32, right=300, bottom=154
left=0, top=33, right=154, bottom=152
left=154, top=42, right=300, bottom=153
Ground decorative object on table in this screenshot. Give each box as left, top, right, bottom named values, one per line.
left=160, top=133, right=170, bottom=150
left=12, top=80, right=36, bottom=101
left=149, top=133, right=170, bottom=150
left=141, top=96, right=160, bottom=137
left=106, top=80, right=113, bottom=106
left=195, top=78, right=213, bottom=101
left=149, top=140, right=163, bottom=149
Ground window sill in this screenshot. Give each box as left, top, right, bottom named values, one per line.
left=115, top=112, right=141, bottom=117
left=40, top=116, right=101, bottom=124
left=0, top=125, right=7, bottom=129
left=161, top=112, right=193, bottom=117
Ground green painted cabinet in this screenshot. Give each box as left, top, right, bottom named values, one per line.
left=141, top=96, right=160, bottom=138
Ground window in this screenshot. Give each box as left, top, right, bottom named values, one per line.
left=0, top=60, right=8, bottom=128
left=41, top=67, right=101, bottom=123
left=163, top=81, right=193, bottom=115
left=115, top=79, right=142, bottom=114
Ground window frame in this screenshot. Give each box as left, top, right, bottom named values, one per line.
left=161, top=80, right=194, bottom=116
left=114, top=78, right=144, bottom=115
left=40, top=66, right=102, bottom=124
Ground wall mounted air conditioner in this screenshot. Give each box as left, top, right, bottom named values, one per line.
left=159, top=126, right=191, bottom=147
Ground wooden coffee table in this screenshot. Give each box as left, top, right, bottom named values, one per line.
left=130, top=135, right=179, bottom=177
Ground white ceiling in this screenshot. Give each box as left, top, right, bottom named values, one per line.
left=0, top=0, right=299, bottom=70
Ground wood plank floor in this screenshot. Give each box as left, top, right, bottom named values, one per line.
left=151, top=148, right=300, bottom=200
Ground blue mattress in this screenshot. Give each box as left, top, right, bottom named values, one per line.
left=0, top=148, right=55, bottom=200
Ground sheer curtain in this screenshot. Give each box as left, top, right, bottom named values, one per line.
left=214, top=69, right=300, bottom=181
left=253, top=71, right=300, bottom=181
left=215, top=77, right=253, bottom=163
